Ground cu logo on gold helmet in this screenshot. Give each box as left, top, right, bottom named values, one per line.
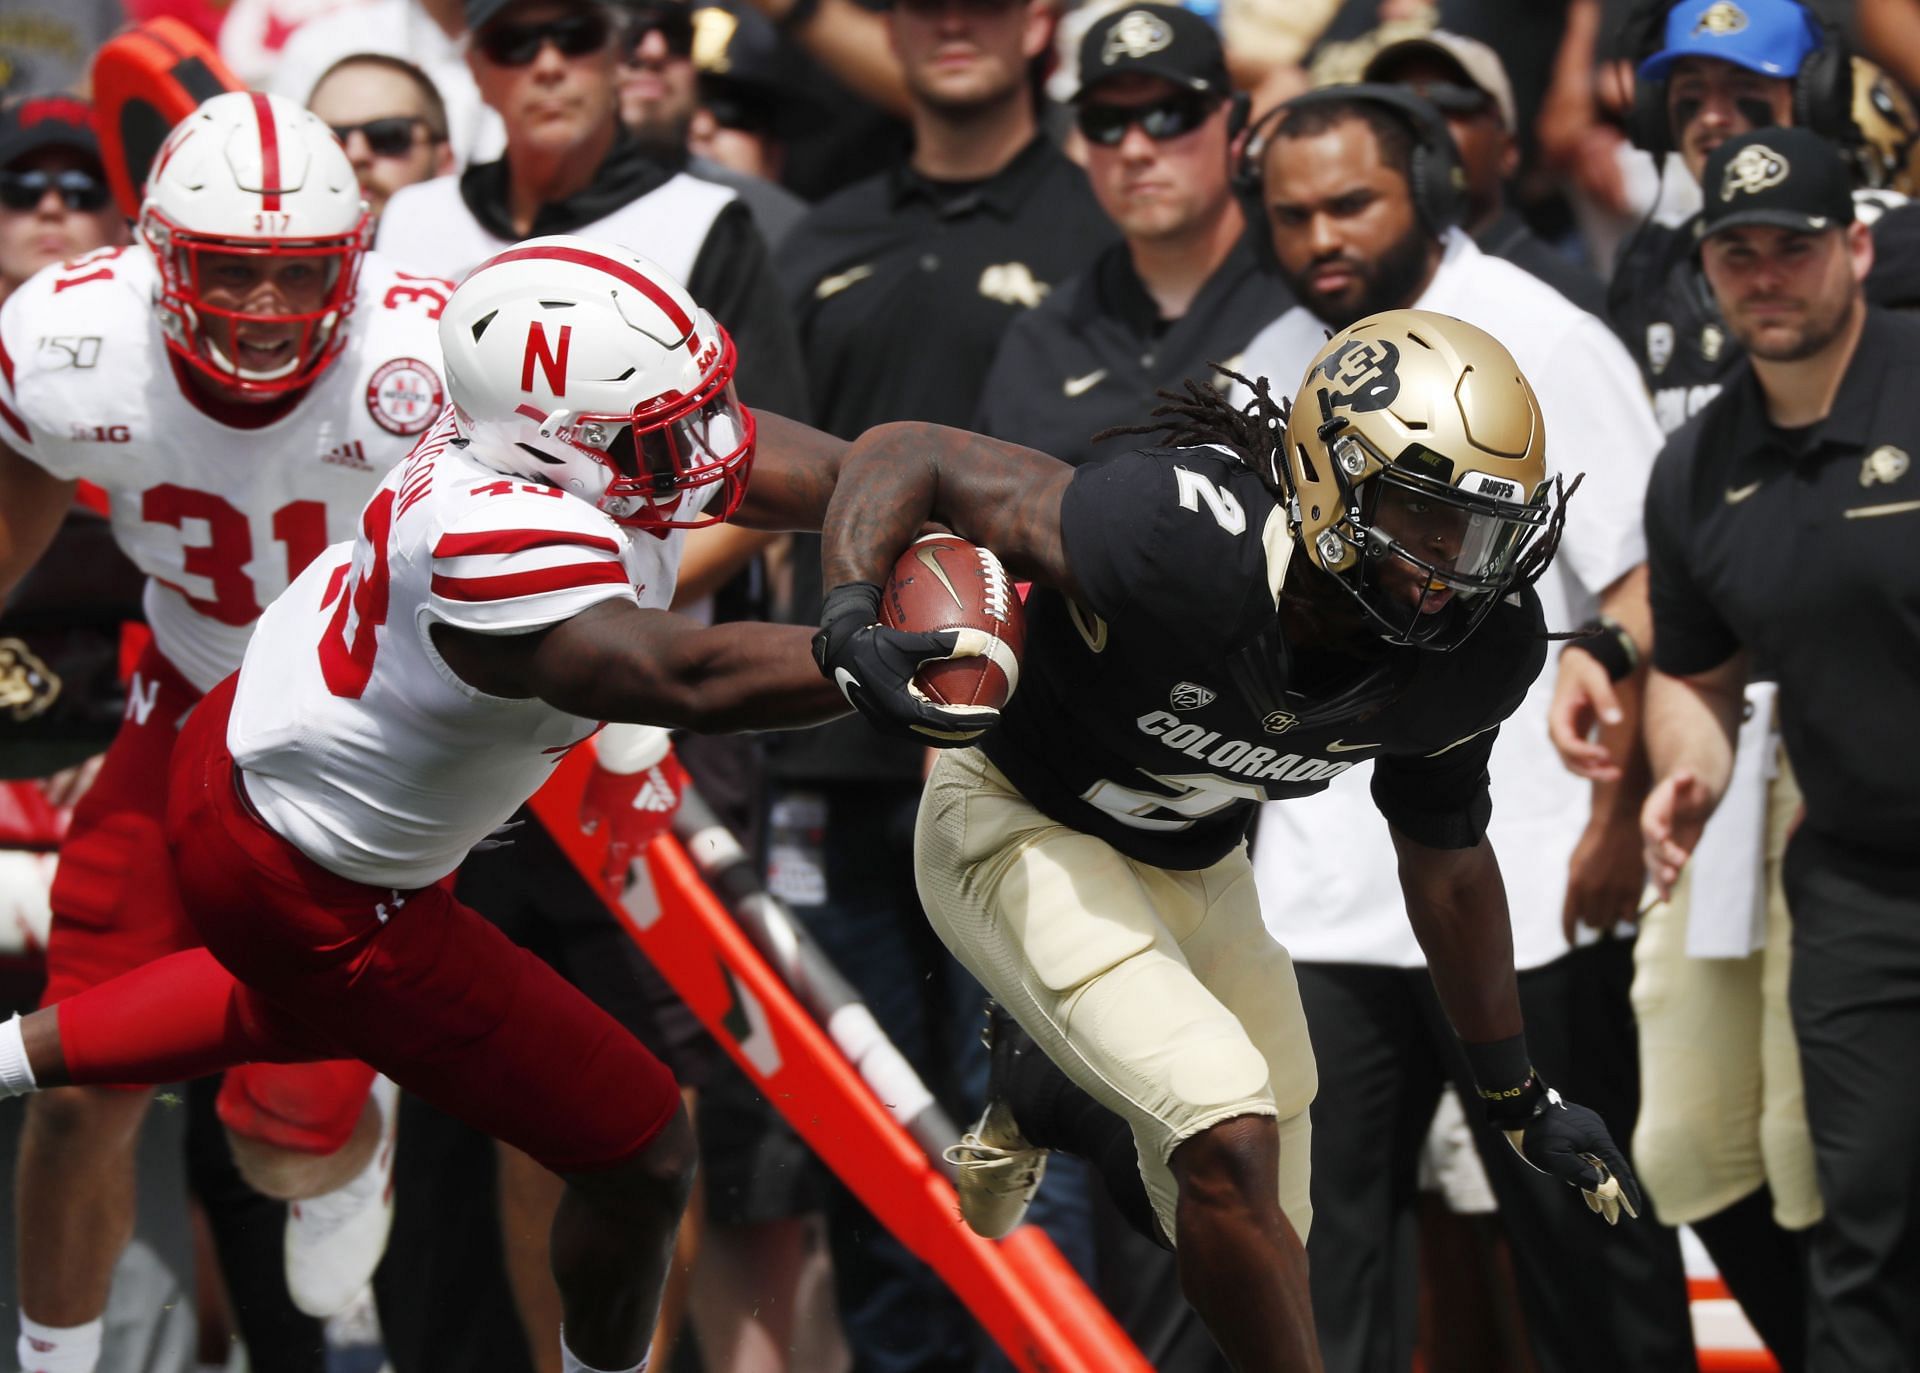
left=1314, top=337, right=1402, bottom=414
left=1694, top=1, right=1749, bottom=36
left=1720, top=144, right=1789, bottom=200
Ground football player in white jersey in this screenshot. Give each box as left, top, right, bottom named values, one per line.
left=0, top=90, right=455, bottom=1368
left=0, top=236, right=973, bottom=1373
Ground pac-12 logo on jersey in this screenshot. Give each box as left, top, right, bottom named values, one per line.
left=366, top=358, right=446, bottom=436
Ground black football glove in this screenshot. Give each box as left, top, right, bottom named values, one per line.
left=1484, top=1072, right=1643, bottom=1225
left=812, top=582, right=1000, bottom=745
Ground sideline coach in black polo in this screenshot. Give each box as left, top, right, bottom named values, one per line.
left=1641, top=127, right=1920, bottom=1372
left=974, top=5, right=1290, bottom=466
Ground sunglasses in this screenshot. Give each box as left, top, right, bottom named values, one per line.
left=620, top=7, right=694, bottom=60
left=0, top=168, right=110, bottom=212
left=1075, top=91, right=1218, bottom=147
left=476, top=10, right=614, bottom=65
left=328, top=116, right=435, bottom=158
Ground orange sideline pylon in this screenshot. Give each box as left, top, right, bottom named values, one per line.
left=528, top=751, right=1151, bottom=1373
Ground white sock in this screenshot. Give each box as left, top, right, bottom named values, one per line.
left=18, top=1314, right=103, bottom=1373
left=558, top=1325, right=648, bottom=1373
left=0, top=1015, right=38, bottom=1098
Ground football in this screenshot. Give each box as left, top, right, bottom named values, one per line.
left=880, top=534, right=1026, bottom=712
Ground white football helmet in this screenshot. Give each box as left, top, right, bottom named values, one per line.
left=140, top=90, right=371, bottom=397
left=438, top=236, right=754, bottom=530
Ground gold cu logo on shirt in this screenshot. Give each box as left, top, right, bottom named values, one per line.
left=1720, top=144, right=1789, bottom=201
left=0, top=638, right=60, bottom=723
left=978, top=263, right=1047, bottom=308
left=1103, top=10, right=1174, bottom=65
left=1861, top=445, right=1911, bottom=487
left=1694, top=1, right=1749, bottom=35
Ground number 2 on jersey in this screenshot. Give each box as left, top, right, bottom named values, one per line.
left=319, top=489, right=395, bottom=699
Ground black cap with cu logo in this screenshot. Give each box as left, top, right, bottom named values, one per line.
left=1699, top=127, right=1857, bottom=239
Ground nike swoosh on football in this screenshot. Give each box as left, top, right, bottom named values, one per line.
left=1724, top=480, right=1763, bottom=504
left=1324, top=739, right=1378, bottom=753
left=916, top=545, right=966, bottom=610
left=1062, top=369, right=1107, bottom=398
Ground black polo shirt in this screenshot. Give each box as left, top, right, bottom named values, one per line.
left=1645, top=307, right=1920, bottom=861
left=973, top=237, right=1293, bottom=467
left=778, top=134, right=1120, bottom=437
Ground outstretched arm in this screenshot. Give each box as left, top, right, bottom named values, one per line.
left=432, top=599, right=846, bottom=733
left=817, top=420, right=1081, bottom=596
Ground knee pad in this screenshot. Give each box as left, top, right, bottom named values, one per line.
left=216, top=1060, right=376, bottom=1155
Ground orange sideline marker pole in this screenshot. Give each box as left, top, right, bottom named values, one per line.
left=528, top=753, right=1150, bottom=1373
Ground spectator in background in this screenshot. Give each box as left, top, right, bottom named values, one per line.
left=267, top=0, right=509, bottom=166
left=307, top=54, right=456, bottom=218
left=616, top=1, right=808, bottom=247
left=771, top=0, right=1115, bottom=1365
left=1641, top=126, right=1920, bottom=1371
left=0, top=98, right=126, bottom=308
left=1553, top=8, right=1920, bottom=1359
left=1361, top=29, right=1610, bottom=315
left=0, top=0, right=122, bottom=99
left=976, top=5, right=1292, bottom=470
left=377, top=0, right=806, bottom=412
left=1233, top=86, right=1694, bottom=1373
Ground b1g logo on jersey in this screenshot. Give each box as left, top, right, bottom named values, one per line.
left=366, top=358, right=445, bottom=436
left=1313, top=338, right=1400, bottom=414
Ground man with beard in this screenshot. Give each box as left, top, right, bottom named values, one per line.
left=1643, top=127, right=1920, bottom=1372
left=772, top=0, right=1115, bottom=1366
left=1230, top=86, right=1693, bottom=1373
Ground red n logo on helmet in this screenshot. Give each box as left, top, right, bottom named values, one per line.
left=521, top=322, right=572, bottom=395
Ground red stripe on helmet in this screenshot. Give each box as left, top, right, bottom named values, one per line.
left=0, top=332, right=13, bottom=390
left=469, top=245, right=694, bottom=337
left=250, top=92, right=283, bottom=212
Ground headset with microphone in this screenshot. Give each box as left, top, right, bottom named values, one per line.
left=1621, top=0, right=1857, bottom=156
left=1232, top=83, right=1467, bottom=272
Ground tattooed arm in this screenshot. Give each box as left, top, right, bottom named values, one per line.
left=817, top=421, right=1081, bottom=598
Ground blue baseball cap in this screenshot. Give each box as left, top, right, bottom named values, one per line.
left=1638, top=0, right=1822, bottom=81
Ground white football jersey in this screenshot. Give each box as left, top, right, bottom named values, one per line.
left=229, top=411, right=702, bottom=889
left=0, top=244, right=452, bottom=692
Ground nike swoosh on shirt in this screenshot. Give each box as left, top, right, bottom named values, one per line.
left=1843, top=499, right=1920, bottom=519
left=1324, top=739, right=1379, bottom=753
left=1724, top=480, right=1763, bottom=504
left=815, top=264, right=875, bottom=301
left=1062, top=369, right=1107, bottom=398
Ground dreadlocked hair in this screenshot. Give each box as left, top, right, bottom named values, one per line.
left=1092, top=362, right=1296, bottom=500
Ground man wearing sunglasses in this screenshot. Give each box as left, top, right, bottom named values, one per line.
left=1231, top=86, right=1690, bottom=1373
left=1361, top=31, right=1609, bottom=317
left=0, top=97, right=127, bottom=309
left=976, top=5, right=1290, bottom=470
left=376, top=0, right=805, bottom=418
left=309, top=54, right=457, bottom=219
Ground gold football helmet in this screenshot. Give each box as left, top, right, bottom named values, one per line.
left=1851, top=58, right=1920, bottom=195
left=1277, top=309, right=1558, bottom=648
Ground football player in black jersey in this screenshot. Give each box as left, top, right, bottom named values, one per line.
left=809, top=309, right=1640, bottom=1372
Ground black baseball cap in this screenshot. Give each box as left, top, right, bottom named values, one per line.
left=1072, top=5, right=1229, bottom=102
left=0, top=96, right=101, bottom=172
left=1698, top=127, right=1855, bottom=239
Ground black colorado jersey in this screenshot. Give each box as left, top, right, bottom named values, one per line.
left=980, top=446, right=1547, bottom=870
left=1611, top=196, right=1920, bottom=435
